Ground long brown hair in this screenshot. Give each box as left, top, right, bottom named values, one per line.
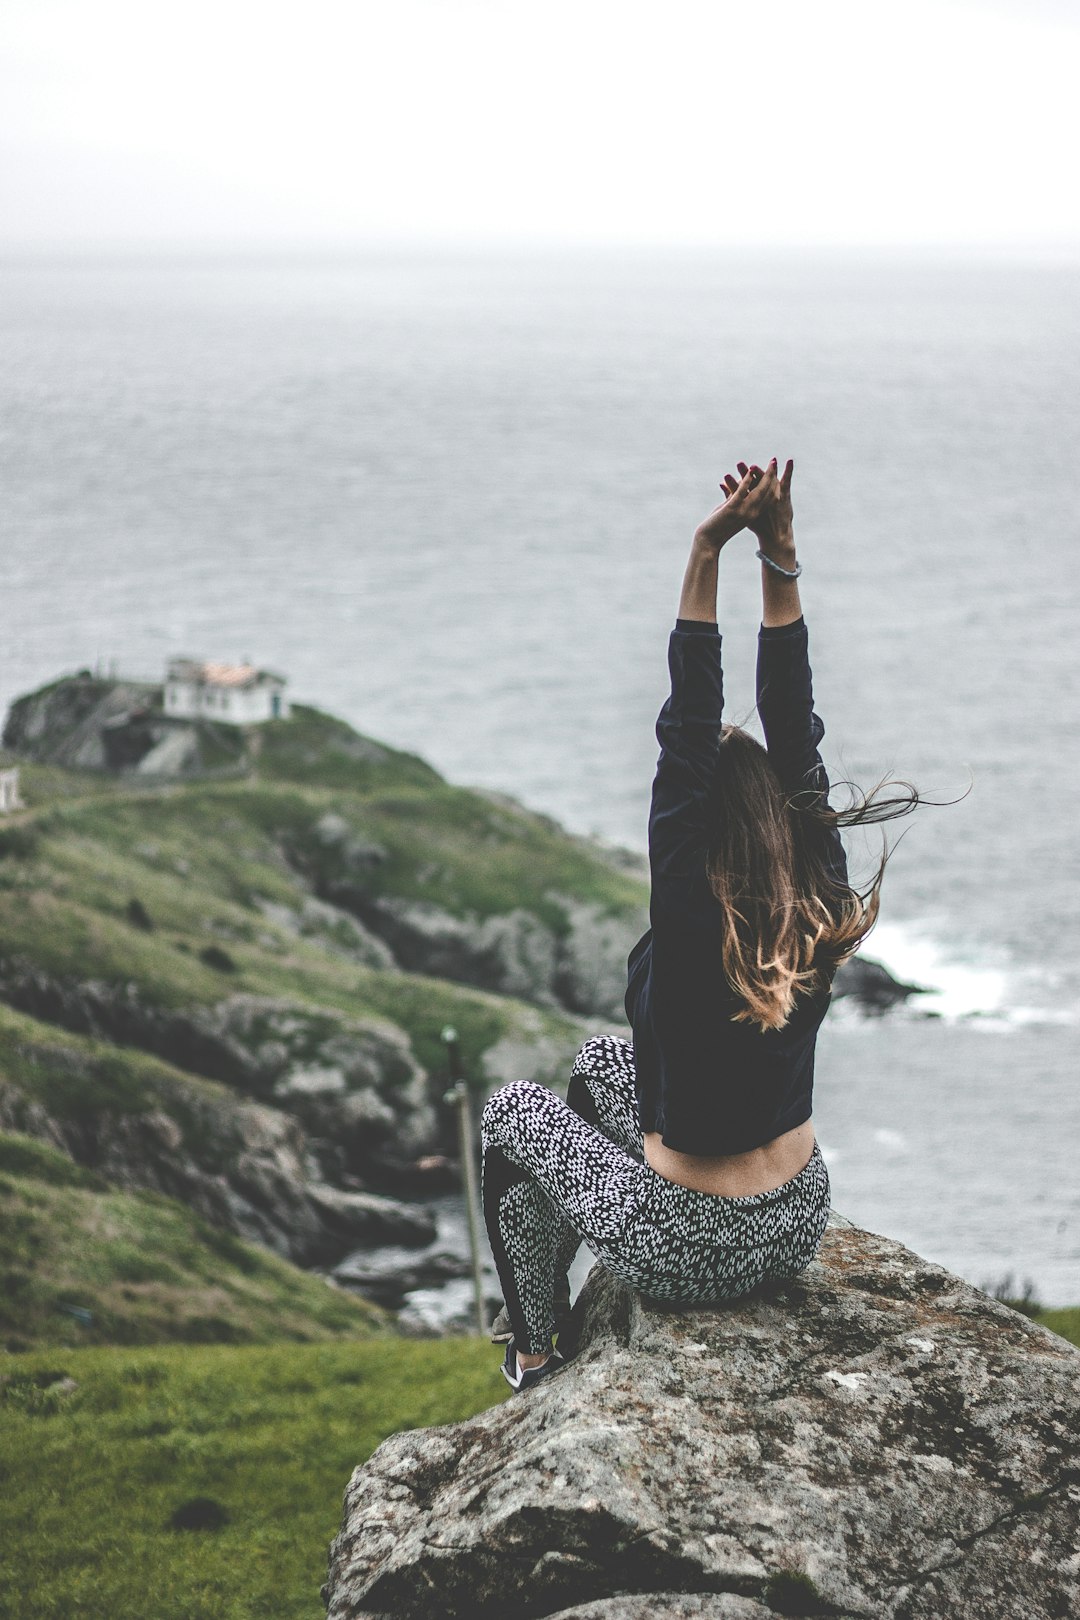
left=705, top=725, right=922, bottom=1032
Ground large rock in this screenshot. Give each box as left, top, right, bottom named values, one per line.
left=332, top=1241, right=472, bottom=1309
left=831, top=956, right=924, bottom=1014
left=324, top=1222, right=1080, bottom=1620
left=342, top=896, right=562, bottom=1008
left=254, top=894, right=397, bottom=972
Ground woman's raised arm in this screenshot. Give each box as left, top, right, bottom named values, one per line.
left=678, top=464, right=756, bottom=622
left=720, top=457, right=802, bottom=628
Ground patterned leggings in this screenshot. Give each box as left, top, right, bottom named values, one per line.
left=481, top=1035, right=831, bottom=1354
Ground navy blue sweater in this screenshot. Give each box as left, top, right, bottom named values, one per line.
left=624, top=616, right=847, bottom=1156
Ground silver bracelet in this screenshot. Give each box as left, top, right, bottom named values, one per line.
left=756, top=549, right=802, bottom=579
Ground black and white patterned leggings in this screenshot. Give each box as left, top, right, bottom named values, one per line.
left=481, top=1035, right=831, bottom=1354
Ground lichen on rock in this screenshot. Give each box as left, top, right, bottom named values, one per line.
left=323, top=1221, right=1080, bottom=1620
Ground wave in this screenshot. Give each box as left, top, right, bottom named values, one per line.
left=860, top=919, right=1077, bottom=1028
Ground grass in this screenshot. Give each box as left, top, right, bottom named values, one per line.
left=0, top=1335, right=507, bottom=1620
left=257, top=703, right=443, bottom=793
left=6, top=709, right=645, bottom=959
left=1037, top=1308, right=1080, bottom=1349
left=0, top=694, right=628, bottom=1148
left=0, top=1133, right=386, bottom=1352
left=0, top=1007, right=159, bottom=1123
left=2, top=1319, right=1075, bottom=1620
left=275, top=775, right=647, bottom=929
left=0, top=755, right=601, bottom=1089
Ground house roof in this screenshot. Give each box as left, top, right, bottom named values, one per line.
left=167, top=659, right=286, bottom=689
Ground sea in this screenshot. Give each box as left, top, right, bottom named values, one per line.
left=2, top=247, right=1078, bottom=1306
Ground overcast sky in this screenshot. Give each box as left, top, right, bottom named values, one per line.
left=2, top=0, right=1078, bottom=250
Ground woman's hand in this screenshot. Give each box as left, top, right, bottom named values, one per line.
left=693, top=466, right=763, bottom=556
left=680, top=457, right=797, bottom=623
left=720, top=458, right=796, bottom=562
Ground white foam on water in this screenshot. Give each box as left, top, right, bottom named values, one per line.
left=863, top=919, right=1076, bottom=1027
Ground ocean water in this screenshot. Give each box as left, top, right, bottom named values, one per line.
left=2, top=249, right=1078, bottom=1304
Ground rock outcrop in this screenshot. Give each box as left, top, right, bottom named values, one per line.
left=324, top=1222, right=1080, bottom=1620
left=830, top=957, right=924, bottom=1014
left=0, top=965, right=435, bottom=1182
left=0, top=673, right=250, bottom=776
left=334, top=893, right=646, bottom=1022
left=2, top=674, right=161, bottom=771
left=0, top=1051, right=436, bottom=1267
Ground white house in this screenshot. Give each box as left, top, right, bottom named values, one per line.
left=164, top=660, right=289, bottom=725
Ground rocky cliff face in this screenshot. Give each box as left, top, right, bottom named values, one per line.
left=0, top=1073, right=435, bottom=1268
left=3, top=675, right=157, bottom=770
left=0, top=968, right=436, bottom=1177
left=324, top=1221, right=1080, bottom=1620
left=1, top=673, right=250, bottom=775
left=337, top=892, right=646, bottom=1022
left=2, top=675, right=929, bottom=1333
left=0, top=989, right=439, bottom=1266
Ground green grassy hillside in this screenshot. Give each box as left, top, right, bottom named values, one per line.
left=1, top=709, right=635, bottom=1078
left=0, top=997, right=251, bottom=1133
left=0, top=1336, right=506, bottom=1620
left=0, top=699, right=636, bottom=1354
left=0, top=1133, right=385, bottom=1352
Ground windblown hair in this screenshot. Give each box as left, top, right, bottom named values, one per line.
left=705, top=725, right=922, bottom=1033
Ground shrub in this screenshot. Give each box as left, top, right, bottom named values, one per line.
left=126, top=897, right=155, bottom=931
left=985, top=1273, right=1043, bottom=1319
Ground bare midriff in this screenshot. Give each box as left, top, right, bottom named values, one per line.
left=643, top=1118, right=816, bottom=1197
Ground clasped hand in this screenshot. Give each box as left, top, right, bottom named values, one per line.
left=695, top=457, right=795, bottom=557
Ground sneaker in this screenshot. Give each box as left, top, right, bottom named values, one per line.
left=500, top=1340, right=565, bottom=1394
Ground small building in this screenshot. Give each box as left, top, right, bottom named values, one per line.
left=0, top=767, right=24, bottom=814
left=164, top=660, right=289, bottom=725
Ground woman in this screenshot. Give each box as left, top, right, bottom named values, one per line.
left=482, top=457, right=911, bottom=1393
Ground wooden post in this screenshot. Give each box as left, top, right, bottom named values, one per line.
left=442, top=1025, right=486, bottom=1337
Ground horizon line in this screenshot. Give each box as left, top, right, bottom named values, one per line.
left=2, top=235, right=1080, bottom=265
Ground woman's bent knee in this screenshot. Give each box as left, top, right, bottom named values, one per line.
left=481, top=1080, right=552, bottom=1146
left=571, top=1034, right=632, bottom=1078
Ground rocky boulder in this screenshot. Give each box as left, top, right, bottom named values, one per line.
left=831, top=957, right=925, bottom=1014
left=324, top=1222, right=1080, bottom=1620
left=317, top=888, right=674, bottom=1025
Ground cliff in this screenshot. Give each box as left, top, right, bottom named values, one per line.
left=0, top=686, right=646, bottom=1341
left=1, top=678, right=922, bottom=1346
left=324, top=1220, right=1080, bottom=1620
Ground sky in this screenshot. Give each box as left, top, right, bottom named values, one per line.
left=1, top=0, right=1078, bottom=251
